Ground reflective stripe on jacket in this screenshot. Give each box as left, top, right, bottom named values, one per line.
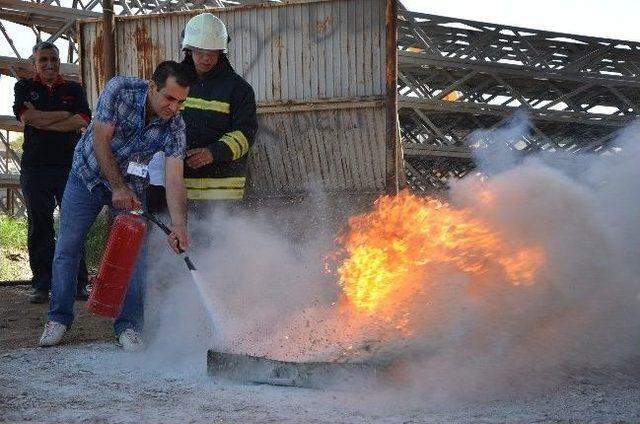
left=181, top=56, right=258, bottom=200
left=185, top=176, right=245, bottom=200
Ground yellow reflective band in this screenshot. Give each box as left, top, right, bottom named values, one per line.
left=185, top=177, right=246, bottom=189
left=181, top=97, right=230, bottom=114
left=220, top=131, right=249, bottom=161
left=220, top=135, right=242, bottom=160
left=187, top=188, right=244, bottom=200
left=228, top=130, right=250, bottom=156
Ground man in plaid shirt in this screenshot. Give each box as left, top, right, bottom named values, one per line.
left=39, top=61, right=194, bottom=351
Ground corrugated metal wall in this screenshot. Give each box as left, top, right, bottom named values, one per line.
left=79, top=0, right=395, bottom=196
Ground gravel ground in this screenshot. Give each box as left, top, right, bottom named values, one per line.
left=1, top=343, right=640, bottom=424
left=2, top=285, right=640, bottom=423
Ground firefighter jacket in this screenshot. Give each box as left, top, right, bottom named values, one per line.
left=181, top=58, right=258, bottom=200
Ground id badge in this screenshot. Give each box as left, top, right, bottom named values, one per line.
left=126, top=161, right=148, bottom=178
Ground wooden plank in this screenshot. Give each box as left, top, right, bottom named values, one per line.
left=254, top=6, right=265, bottom=102
left=339, top=109, right=362, bottom=189
left=263, top=6, right=274, bottom=102
left=0, top=174, right=20, bottom=189
left=357, top=108, right=379, bottom=189
left=316, top=2, right=326, bottom=98
left=253, top=122, right=283, bottom=192
left=306, top=110, right=327, bottom=184
left=301, top=1, right=311, bottom=101
left=384, top=0, right=399, bottom=193
left=207, top=350, right=384, bottom=389
left=374, top=106, right=387, bottom=190
left=0, top=116, right=23, bottom=132
left=247, top=7, right=257, bottom=96
left=0, top=0, right=101, bottom=20
left=403, top=143, right=473, bottom=159
left=293, top=4, right=303, bottom=100
left=355, top=0, right=365, bottom=97
left=277, top=5, right=289, bottom=101
left=0, top=56, right=79, bottom=81
left=399, top=96, right=633, bottom=127
left=371, top=0, right=382, bottom=96
left=256, top=97, right=383, bottom=114
left=398, top=51, right=640, bottom=88
left=150, top=16, right=160, bottom=73
left=309, top=1, right=319, bottom=99
left=338, top=0, right=349, bottom=98
left=362, top=0, right=373, bottom=96
left=282, top=109, right=307, bottom=188
left=271, top=6, right=283, bottom=101
left=323, top=0, right=334, bottom=99
left=286, top=3, right=297, bottom=101
left=331, top=0, right=341, bottom=98
left=273, top=117, right=295, bottom=189
left=301, top=110, right=330, bottom=189
left=346, top=0, right=356, bottom=97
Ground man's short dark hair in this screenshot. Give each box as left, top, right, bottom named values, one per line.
left=152, top=61, right=195, bottom=89
left=32, top=41, right=59, bottom=55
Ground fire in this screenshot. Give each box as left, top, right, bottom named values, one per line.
left=332, top=191, right=544, bottom=320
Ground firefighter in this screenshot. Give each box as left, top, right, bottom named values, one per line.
left=180, top=12, right=258, bottom=212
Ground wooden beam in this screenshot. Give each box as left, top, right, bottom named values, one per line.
left=0, top=115, right=23, bottom=132
left=256, top=97, right=385, bottom=114
left=399, top=96, right=634, bottom=127
left=0, top=0, right=102, bottom=21
left=0, top=56, right=79, bottom=80
left=0, top=174, right=20, bottom=189
left=0, top=10, right=64, bottom=33
left=399, top=51, right=640, bottom=88
left=402, top=142, right=473, bottom=159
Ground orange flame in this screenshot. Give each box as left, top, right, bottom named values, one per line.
left=333, top=191, right=544, bottom=321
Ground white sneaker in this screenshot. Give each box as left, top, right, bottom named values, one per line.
left=117, top=329, right=144, bottom=352
left=39, top=321, right=67, bottom=347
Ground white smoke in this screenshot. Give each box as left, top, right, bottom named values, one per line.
left=143, top=118, right=640, bottom=402
left=392, top=119, right=640, bottom=401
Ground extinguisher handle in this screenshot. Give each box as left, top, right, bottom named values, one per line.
left=141, top=211, right=172, bottom=236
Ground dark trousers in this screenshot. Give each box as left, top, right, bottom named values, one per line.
left=20, top=166, right=88, bottom=292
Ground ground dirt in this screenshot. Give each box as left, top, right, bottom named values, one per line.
left=1, top=285, right=640, bottom=423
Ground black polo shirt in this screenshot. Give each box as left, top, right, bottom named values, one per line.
left=13, top=74, right=91, bottom=168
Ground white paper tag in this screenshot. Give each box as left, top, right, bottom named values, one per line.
left=126, top=161, right=148, bottom=178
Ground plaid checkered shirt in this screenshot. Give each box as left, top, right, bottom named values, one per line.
left=72, top=76, right=186, bottom=196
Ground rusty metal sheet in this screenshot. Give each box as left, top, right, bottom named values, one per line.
left=82, top=0, right=386, bottom=104
left=247, top=103, right=386, bottom=195
left=79, top=0, right=396, bottom=196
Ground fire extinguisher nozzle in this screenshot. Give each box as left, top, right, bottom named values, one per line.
left=183, top=255, right=197, bottom=271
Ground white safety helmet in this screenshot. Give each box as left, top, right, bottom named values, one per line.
left=182, top=13, right=228, bottom=53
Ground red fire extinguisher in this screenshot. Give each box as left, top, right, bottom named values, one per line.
left=87, top=213, right=147, bottom=318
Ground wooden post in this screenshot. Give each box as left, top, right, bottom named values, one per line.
left=102, top=0, right=115, bottom=81
left=384, top=0, right=399, bottom=194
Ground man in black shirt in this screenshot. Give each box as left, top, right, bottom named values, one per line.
left=13, top=42, right=91, bottom=303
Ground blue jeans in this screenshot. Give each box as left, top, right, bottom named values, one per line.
left=48, top=171, right=146, bottom=336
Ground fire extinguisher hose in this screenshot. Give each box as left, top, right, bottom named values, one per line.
left=141, top=211, right=196, bottom=271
